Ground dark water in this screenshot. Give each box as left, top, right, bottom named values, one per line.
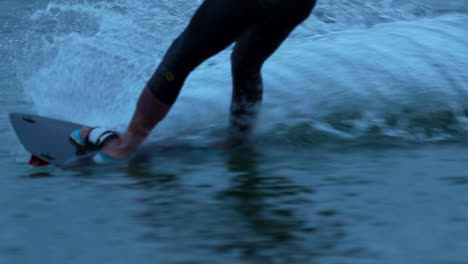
left=1, top=0, right=468, bottom=263
left=2, top=138, right=468, bottom=263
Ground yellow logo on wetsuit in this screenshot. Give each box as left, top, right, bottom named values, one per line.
left=165, top=72, right=175, bottom=81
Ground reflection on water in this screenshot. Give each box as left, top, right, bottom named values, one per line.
left=3, top=140, right=468, bottom=263
left=123, top=146, right=346, bottom=263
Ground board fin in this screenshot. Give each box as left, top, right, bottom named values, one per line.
left=29, top=155, right=50, bottom=167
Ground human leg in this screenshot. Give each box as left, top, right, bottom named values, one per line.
left=229, top=0, right=317, bottom=143
left=82, top=0, right=265, bottom=159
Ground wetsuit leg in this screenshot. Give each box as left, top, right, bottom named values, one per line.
left=229, top=0, right=317, bottom=141
left=147, top=0, right=265, bottom=106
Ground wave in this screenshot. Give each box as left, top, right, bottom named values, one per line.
left=12, top=1, right=468, bottom=145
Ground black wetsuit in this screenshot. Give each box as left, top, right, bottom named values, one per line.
left=147, top=0, right=317, bottom=141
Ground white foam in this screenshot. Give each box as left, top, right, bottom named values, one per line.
left=14, top=1, right=468, bottom=141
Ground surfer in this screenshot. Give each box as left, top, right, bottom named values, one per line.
left=74, top=0, right=317, bottom=162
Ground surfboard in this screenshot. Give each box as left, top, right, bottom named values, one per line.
left=9, top=112, right=103, bottom=168
left=10, top=112, right=229, bottom=168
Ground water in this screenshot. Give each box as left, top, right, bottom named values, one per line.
left=1, top=0, right=468, bottom=263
